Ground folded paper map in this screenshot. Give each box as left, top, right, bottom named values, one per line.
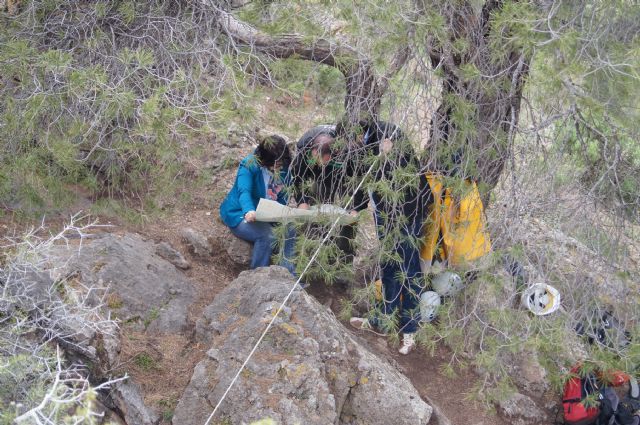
left=255, top=199, right=357, bottom=225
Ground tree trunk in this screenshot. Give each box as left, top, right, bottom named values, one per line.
left=344, top=61, right=379, bottom=123
left=424, top=1, right=530, bottom=197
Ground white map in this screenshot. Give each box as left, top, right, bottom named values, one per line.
left=255, top=199, right=357, bottom=225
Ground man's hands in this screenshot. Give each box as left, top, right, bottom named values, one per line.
left=349, top=210, right=358, bottom=217
left=244, top=211, right=256, bottom=222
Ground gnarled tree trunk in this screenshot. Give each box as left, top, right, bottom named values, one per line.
left=216, top=1, right=530, bottom=196
left=423, top=1, right=530, bottom=197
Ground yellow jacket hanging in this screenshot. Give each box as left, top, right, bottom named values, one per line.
left=420, top=175, right=492, bottom=267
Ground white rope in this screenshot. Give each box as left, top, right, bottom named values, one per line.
left=204, top=160, right=377, bottom=425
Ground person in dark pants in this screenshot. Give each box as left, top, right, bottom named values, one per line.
left=219, top=135, right=296, bottom=275
left=347, top=119, right=431, bottom=355
left=290, top=126, right=366, bottom=262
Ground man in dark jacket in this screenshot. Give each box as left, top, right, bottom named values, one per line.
left=289, top=125, right=367, bottom=261
left=344, top=118, right=432, bottom=355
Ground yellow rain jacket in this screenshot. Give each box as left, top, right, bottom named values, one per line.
left=420, top=175, right=491, bottom=267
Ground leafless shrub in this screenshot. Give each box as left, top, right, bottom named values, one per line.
left=0, top=215, right=124, bottom=423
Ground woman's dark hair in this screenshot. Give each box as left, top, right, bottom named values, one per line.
left=255, top=135, right=292, bottom=168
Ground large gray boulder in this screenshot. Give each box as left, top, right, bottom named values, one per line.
left=173, top=266, right=432, bottom=425
left=51, top=233, right=196, bottom=334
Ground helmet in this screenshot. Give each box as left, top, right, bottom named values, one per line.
left=520, top=283, right=561, bottom=315
left=420, top=291, right=441, bottom=323
left=431, top=271, right=464, bottom=297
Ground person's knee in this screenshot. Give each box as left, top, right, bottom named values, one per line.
left=252, top=223, right=272, bottom=238
left=256, top=234, right=275, bottom=248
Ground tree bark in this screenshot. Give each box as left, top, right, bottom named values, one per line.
left=424, top=1, right=530, bottom=197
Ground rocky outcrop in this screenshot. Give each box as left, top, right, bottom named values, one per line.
left=497, top=392, right=547, bottom=425
left=173, top=266, right=432, bottom=425
left=48, top=233, right=199, bottom=424
left=506, top=350, right=549, bottom=398
left=51, top=233, right=196, bottom=334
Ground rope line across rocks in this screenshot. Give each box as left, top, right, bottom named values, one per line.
left=203, top=161, right=376, bottom=425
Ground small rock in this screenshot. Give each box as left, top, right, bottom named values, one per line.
left=226, top=236, right=252, bottom=266
left=206, top=348, right=220, bottom=360
left=497, top=392, right=547, bottom=425
left=110, top=381, right=160, bottom=425
left=156, top=242, right=191, bottom=270
left=181, top=228, right=213, bottom=257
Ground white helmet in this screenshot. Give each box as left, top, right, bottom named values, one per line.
left=431, top=271, right=464, bottom=297
left=420, top=291, right=441, bottom=323
left=521, top=283, right=561, bottom=315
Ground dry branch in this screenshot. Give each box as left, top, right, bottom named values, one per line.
left=215, top=7, right=410, bottom=118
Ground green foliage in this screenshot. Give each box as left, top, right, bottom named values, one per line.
left=266, top=58, right=345, bottom=112
left=90, top=198, right=153, bottom=225
left=134, top=352, right=157, bottom=372
left=285, top=222, right=354, bottom=284
left=526, top=1, right=640, bottom=221
left=158, top=397, right=178, bottom=422
left=0, top=352, right=51, bottom=423
left=143, top=307, right=161, bottom=329
left=488, top=2, right=543, bottom=59
left=0, top=0, right=243, bottom=218
left=551, top=113, right=640, bottom=220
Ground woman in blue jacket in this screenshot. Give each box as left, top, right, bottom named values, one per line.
left=220, top=135, right=296, bottom=274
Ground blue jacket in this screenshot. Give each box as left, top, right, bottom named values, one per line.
left=219, top=154, right=289, bottom=228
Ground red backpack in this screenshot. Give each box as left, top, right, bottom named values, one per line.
left=563, top=366, right=601, bottom=425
